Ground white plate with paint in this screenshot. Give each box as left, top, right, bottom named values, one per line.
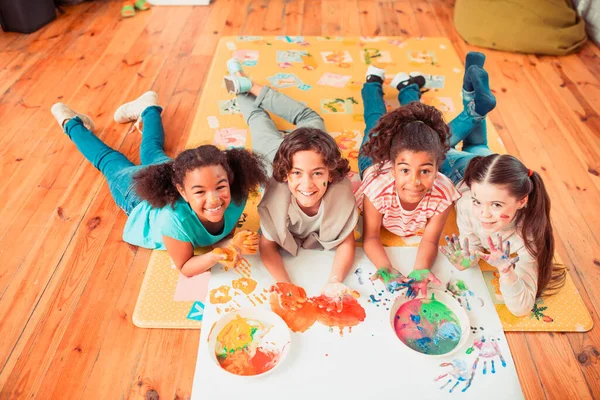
left=389, top=289, right=470, bottom=358
left=207, top=307, right=291, bottom=378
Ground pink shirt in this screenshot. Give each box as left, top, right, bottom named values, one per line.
left=355, top=162, right=460, bottom=237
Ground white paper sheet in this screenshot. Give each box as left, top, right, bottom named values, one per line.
left=191, top=247, right=524, bottom=400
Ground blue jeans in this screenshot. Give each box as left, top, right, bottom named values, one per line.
left=358, top=82, right=421, bottom=178
left=358, top=82, right=492, bottom=183
left=63, top=106, right=170, bottom=214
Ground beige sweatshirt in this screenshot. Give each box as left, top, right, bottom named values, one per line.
left=456, top=185, right=538, bottom=316
left=258, top=177, right=359, bottom=256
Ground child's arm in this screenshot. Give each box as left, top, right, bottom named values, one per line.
left=362, top=197, right=394, bottom=269
left=163, top=236, right=225, bottom=277
left=327, top=232, right=356, bottom=283
left=413, top=207, right=452, bottom=270
left=259, top=234, right=292, bottom=283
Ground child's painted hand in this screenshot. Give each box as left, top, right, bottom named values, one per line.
left=318, top=282, right=360, bottom=313
left=270, top=282, right=308, bottom=311
left=405, top=269, right=442, bottom=299
left=232, top=230, right=259, bottom=255
left=212, top=245, right=250, bottom=270
left=479, top=233, right=519, bottom=274
left=370, top=266, right=410, bottom=293
left=440, top=234, right=479, bottom=271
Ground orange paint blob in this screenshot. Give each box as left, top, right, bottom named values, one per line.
left=270, top=292, right=317, bottom=333
left=210, top=285, right=232, bottom=304
left=232, top=277, right=257, bottom=294
left=314, top=295, right=366, bottom=336
left=269, top=283, right=366, bottom=335
left=217, top=347, right=280, bottom=376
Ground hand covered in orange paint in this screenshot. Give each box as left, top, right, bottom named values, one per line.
left=213, top=245, right=250, bottom=270
left=232, top=230, right=259, bottom=255
left=270, top=282, right=308, bottom=311
left=318, top=282, right=360, bottom=313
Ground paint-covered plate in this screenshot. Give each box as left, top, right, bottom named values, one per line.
left=207, top=307, right=292, bottom=378
left=389, top=289, right=470, bottom=358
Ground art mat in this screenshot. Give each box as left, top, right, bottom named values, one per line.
left=133, top=36, right=591, bottom=332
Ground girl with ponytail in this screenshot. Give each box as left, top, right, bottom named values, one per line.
left=51, top=91, right=268, bottom=277
left=441, top=154, right=566, bottom=316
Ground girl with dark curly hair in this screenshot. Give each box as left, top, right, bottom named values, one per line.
left=354, top=52, right=497, bottom=298
left=51, top=91, right=268, bottom=277
left=224, top=59, right=359, bottom=303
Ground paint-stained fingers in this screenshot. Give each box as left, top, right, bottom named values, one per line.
left=487, top=236, right=497, bottom=252
left=504, top=241, right=511, bottom=258
left=496, top=233, right=503, bottom=252
left=476, top=250, right=490, bottom=262
left=452, top=234, right=461, bottom=251
left=440, top=246, right=452, bottom=259
left=463, top=238, right=470, bottom=257
left=446, top=235, right=456, bottom=253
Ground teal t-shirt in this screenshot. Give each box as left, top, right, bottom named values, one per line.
left=122, top=198, right=246, bottom=250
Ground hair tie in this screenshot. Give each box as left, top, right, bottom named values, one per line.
left=528, top=169, right=533, bottom=177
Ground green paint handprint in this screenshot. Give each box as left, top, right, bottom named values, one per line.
left=405, top=269, right=441, bottom=298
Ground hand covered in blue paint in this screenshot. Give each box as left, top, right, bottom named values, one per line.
left=405, top=269, right=442, bottom=299
left=370, top=266, right=410, bottom=293
left=479, top=233, right=519, bottom=274
left=440, top=234, right=479, bottom=271
left=319, top=282, right=360, bottom=313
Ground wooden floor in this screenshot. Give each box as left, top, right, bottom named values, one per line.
left=1, top=0, right=599, bottom=398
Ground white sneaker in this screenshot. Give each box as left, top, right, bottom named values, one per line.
left=113, top=91, right=159, bottom=124
left=366, top=65, right=386, bottom=81
left=51, top=103, right=95, bottom=131
left=390, top=72, right=410, bottom=89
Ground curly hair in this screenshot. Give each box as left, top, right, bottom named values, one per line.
left=272, top=127, right=350, bottom=184
left=464, top=154, right=565, bottom=298
left=134, top=145, right=268, bottom=208
left=362, top=102, right=450, bottom=169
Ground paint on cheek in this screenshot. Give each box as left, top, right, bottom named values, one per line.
left=499, top=214, right=510, bottom=219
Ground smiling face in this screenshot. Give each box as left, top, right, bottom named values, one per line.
left=392, top=150, right=437, bottom=207
left=470, top=182, right=528, bottom=233
left=285, top=150, right=331, bottom=216
left=177, top=165, right=232, bottom=225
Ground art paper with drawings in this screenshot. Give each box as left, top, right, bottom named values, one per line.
left=191, top=247, right=524, bottom=400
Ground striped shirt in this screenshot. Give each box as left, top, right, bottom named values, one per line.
left=355, top=162, right=460, bottom=237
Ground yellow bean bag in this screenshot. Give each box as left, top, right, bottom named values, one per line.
left=454, top=0, right=587, bottom=55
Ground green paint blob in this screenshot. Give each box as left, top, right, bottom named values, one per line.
left=456, top=280, right=469, bottom=292
left=466, top=347, right=474, bottom=355
left=408, top=269, right=431, bottom=281
left=376, top=268, right=397, bottom=284
left=419, top=298, right=459, bottom=325
left=460, top=258, right=472, bottom=268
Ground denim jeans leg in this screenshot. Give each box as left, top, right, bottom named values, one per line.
left=440, top=149, right=478, bottom=185
left=140, top=106, right=171, bottom=166
left=359, top=82, right=387, bottom=178
left=64, top=117, right=143, bottom=214
left=398, top=83, right=421, bottom=106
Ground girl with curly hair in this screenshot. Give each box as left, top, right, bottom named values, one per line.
left=354, top=52, right=498, bottom=297
left=224, top=59, right=359, bottom=302
left=51, top=91, right=268, bottom=277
